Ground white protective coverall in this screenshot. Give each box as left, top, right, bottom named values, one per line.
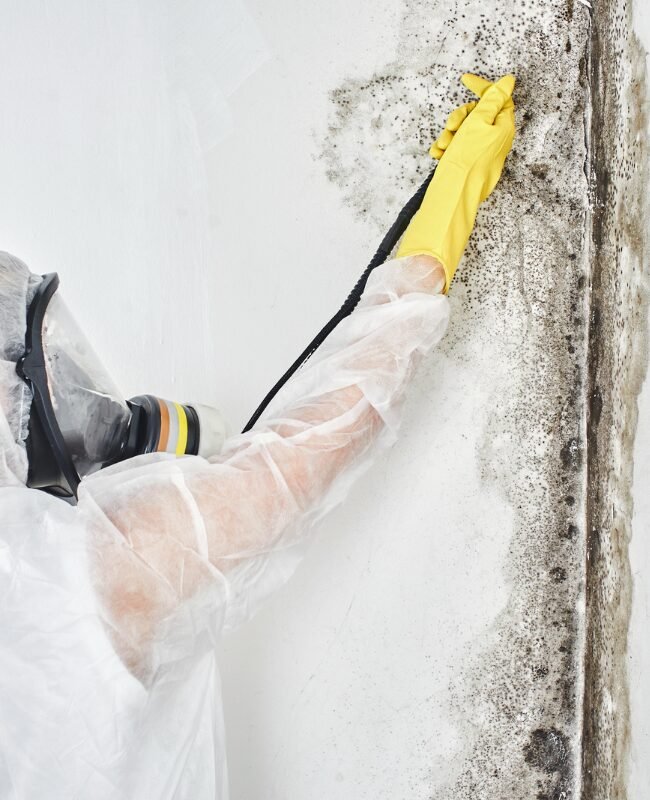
left=0, top=250, right=449, bottom=799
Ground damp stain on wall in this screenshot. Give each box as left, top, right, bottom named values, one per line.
left=317, top=0, right=648, bottom=797
left=581, top=0, right=648, bottom=797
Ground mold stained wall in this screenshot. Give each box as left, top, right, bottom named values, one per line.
left=0, top=1, right=646, bottom=799
left=581, top=0, right=648, bottom=796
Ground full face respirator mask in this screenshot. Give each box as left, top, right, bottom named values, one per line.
left=16, top=273, right=227, bottom=500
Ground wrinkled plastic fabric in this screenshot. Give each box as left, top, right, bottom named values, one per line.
left=0, top=253, right=41, bottom=486
left=0, top=252, right=449, bottom=800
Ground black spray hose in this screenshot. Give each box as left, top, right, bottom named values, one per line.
left=242, top=166, right=437, bottom=433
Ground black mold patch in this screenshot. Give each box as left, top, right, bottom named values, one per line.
left=524, top=727, right=570, bottom=773
left=562, top=524, right=579, bottom=541
left=560, top=438, right=582, bottom=471
left=551, top=567, right=568, bottom=583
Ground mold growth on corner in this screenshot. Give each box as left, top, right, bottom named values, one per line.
left=580, top=0, right=649, bottom=796
left=318, top=0, right=597, bottom=797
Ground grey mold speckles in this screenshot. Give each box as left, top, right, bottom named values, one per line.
left=319, top=0, right=648, bottom=797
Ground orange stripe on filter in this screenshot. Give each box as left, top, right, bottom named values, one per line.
left=157, top=398, right=170, bottom=452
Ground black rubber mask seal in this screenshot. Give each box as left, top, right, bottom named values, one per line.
left=16, top=273, right=81, bottom=500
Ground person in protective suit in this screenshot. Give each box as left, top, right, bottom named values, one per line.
left=0, top=73, right=515, bottom=799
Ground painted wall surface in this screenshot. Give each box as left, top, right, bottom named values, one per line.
left=0, top=1, right=646, bottom=799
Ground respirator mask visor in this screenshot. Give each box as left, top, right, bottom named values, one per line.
left=17, top=273, right=227, bottom=500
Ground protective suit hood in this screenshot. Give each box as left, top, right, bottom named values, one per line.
left=0, top=251, right=41, bottom=488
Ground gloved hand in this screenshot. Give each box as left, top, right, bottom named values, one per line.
left=428, top=74, right=500, bottom=160
left=396, top=73, right=516, bottom=293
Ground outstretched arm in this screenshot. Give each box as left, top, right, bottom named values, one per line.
left=80, top=73, right=516, bottom=676
left=81, top=256, right=448, bottom=674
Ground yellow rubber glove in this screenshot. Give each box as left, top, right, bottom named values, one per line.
left=396, top=73, right=516, bottom=293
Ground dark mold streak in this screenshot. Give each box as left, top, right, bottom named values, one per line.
left=580, top=1, right=648, bottom=798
